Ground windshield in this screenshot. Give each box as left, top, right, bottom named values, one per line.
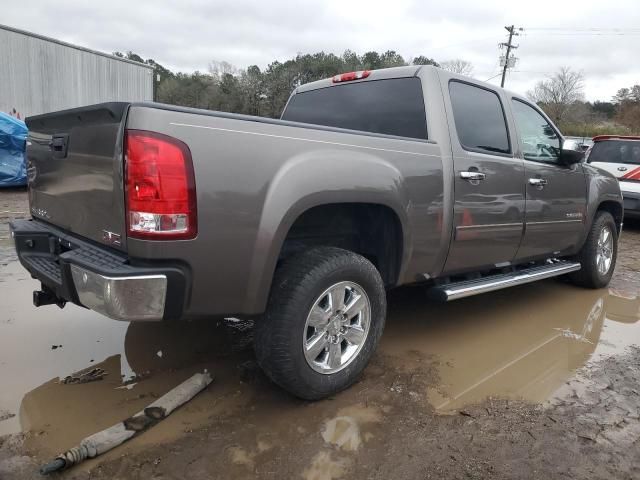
left=588, top=140, right=640, bottom=165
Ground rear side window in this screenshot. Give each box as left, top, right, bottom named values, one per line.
left=449, top=81, right=510, bottom=154
left=281, top=78, right=427, bottom=140
left=588, top=140, right=640, bottom=165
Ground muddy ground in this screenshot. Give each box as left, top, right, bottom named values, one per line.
left=1, top=189, right=639, bottom=479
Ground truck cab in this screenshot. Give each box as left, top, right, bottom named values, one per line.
left=282, top=67, right=621, bottom=276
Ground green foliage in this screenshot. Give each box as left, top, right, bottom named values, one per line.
left=557, top=122, right=630, bottom=137
left=612, top=84, right=640, bottom=134
left=531, top=68, right=634, bottom=137
left=412, top=56, right=440, bottom=67
left=120, top=49, right=438, bottom=118
left=590, top=101, right=616, bottom=119
left=109, top=53, right=640, bottom=134
left=121, top=50, right=635, bottom=136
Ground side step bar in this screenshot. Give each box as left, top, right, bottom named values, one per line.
left=427, top=261, right=582, bottom=302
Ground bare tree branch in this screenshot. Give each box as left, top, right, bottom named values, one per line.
left=440, top=59, right=474, bottom=76
left=527, top=67, right=585, bottom=123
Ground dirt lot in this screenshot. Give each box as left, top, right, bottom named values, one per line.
left=1, top=189, right=639, bottom=479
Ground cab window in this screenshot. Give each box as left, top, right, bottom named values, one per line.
left=282, top=78, right=428, bottom=140
left=448, top=81, right=511, bottom=155
left=511, top=99, right=561, bottom=163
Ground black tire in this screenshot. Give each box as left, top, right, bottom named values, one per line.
left=254, top=247, right=386, bottom=400
left=568, top=211, right=618, bottom=289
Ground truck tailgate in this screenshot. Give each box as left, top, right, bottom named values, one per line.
left=25, top=103, right=129, bottom=251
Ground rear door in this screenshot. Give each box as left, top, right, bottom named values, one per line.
left=25, top=103, right=128, bottom=250
left=509, top=98, right=587, bottom=260
left=441, top=79, right=525, bottom=273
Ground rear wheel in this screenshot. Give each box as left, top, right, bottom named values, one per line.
left=569, top=211, right=617, bottom=288
left=254, top=247, right=386, bottom=400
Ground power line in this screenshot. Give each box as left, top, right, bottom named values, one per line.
left=484, top=72, right=503, bottom=82
left=525, top=27, right=640, bottom=32
left=523, top=26, right=640, bottom=36
left=430, top=36, right=498, bottom=51
left=525, top=32, right=640, bottom=36
left=510, top=70, right=554, bottom=74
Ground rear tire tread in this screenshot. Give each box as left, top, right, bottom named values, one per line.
left=254, top=247, right=386, bottom=400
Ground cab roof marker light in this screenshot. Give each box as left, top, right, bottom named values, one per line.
left=332, top=70, right=371, bottom=83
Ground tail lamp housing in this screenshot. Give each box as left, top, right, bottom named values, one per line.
left=125, top=130, right=197, bottom=240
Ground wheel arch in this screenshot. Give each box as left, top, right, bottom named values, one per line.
left=277, top=202, right=405, bottom=282
left=596, top=200, right=623, bottom=233
left=245, top=198, right=408, bottom=314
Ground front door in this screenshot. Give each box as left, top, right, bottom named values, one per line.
left=442, top=80, right=525, bottom=273
left=510, top=99, right=587, bottom=260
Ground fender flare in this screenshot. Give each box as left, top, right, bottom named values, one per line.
left=241, top=151, right=411, bottom=313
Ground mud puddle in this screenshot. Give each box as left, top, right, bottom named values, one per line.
left=0, top=257, right=256, bottom=446
left=4, top=260, right=637, bottom=432
left=382, top=281, right=640, bottom=412
left=2, top=251, right=640, bottom=468
left=3, top=190, right=640, bottom=479
left=2, top=188, right=640, bottom=476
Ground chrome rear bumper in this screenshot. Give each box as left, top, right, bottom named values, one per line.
left=70, top=265, right=167, bottom=321
left=11, top=219, right=187, bottom=322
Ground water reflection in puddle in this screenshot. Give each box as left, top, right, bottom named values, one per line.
left=0, top=258, right=246, bottom=438
left=382, top=281, right=640, bottom=411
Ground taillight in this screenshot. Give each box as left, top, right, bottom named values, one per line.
left=125, top=130, right=197, bottom=240
left=332, top=70, right=371, bottom=83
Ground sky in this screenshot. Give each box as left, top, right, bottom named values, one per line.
left=3, top=0, right=640, bottom=102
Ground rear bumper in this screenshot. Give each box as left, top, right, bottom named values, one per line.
left=10, top=219, right=188, bottom=321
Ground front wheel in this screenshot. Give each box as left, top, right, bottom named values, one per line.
left=253, top=247, right=387, bottom=400
left=568, top=211, right=618, bottom=289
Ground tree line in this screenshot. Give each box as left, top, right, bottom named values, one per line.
left=114, top=50, right=470, bottom=118
left=528, top=67, right=640, bottom=136
left=115, top=50, right=638, bottom=135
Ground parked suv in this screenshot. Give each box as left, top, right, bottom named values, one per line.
left=11, top=66, right=622, bottom=399
left=586, top=135, right=640, bottom=218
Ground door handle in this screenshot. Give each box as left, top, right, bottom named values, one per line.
left=49, top=133, right=69, bottom=159
left=460, top=171, right=486, bottom=182
left=528, top=178, right=548, bottom=188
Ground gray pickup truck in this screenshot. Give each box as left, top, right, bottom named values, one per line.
left=11, top=65, right=622, bottom=399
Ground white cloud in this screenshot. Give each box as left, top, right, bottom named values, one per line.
left=3, top=0, right=640, bottom=100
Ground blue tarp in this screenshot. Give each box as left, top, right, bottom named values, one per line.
left=0, top=112, right=28, bottom=187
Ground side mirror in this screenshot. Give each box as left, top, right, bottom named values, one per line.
left=560, top=138, right=585, bottom=165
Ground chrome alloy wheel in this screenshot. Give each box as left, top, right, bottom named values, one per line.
left=596, top=225, right=614, bottom=275
left=302, top=281, right=371, bottom=374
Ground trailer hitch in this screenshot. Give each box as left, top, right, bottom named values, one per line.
left=33, top=287, right=66, bottom=309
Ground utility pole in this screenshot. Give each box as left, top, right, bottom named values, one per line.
left=500, top=25, right=519, bottom=87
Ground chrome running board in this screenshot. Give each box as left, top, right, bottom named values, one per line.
left=428, top=261, right=581, bottom=302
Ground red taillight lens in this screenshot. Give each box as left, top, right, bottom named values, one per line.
left=332, top=70, right=371, bottom=83
left=125, top=130, right=197, bottom=240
